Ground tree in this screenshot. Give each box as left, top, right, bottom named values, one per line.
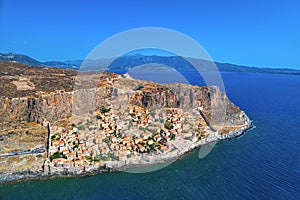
left=134, top=84, right=144, bottom=91
left=50, top=151, right=66, bottom=161
left=101, top=107, right=111, bottom=114
left=164, top=121, right=173, bottom=130
left=149, top=143, right=155, bottom=152
left=170, top=133, right=175, bottom=140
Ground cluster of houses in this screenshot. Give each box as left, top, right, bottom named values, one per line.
left=50, top=127, right=90, bottom=168
left=49, top=105, right=202, bottom=168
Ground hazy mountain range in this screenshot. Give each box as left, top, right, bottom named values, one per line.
left=1, top=52, right=299, bottom=75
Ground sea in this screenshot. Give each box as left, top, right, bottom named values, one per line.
left=0, top=71, right=299, bottom=200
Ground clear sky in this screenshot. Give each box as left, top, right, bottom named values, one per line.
left=0, top=0, right=299, bottom=69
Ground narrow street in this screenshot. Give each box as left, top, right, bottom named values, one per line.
left=0, top=148, right=46, bottom=157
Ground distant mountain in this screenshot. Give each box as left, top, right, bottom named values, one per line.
left=0, top=53, right=80, bottom=69
left=63, top=59, right=83, bottom=66
left=0, top=52, right=45, bottom=66
left=43, top=61, right=79, bottom=70
left=1, top=52, right=299, bottom=76
left=215, top=62, right=300, bottom=74
left=98, top=54, right=300, bottom=76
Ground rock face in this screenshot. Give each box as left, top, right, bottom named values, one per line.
left=0, top=62, right=249, bottom=129
left=129, top=85, right=179, bottom=108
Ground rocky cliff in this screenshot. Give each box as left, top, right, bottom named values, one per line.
left=0, top=61, right=249, bottom=129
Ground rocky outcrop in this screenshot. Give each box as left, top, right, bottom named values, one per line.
left=129, top=85, right=179, bottom=108
left=0, top=62, right=249, bottom=129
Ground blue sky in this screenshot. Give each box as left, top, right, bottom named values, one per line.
left=0, top=0, right=299, bottom=69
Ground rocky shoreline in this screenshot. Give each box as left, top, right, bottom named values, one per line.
left=218, top=121, right=254, bottom=140
left=0, top=122, right=253, bottom=185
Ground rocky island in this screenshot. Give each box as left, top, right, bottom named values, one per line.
left=0, top=61, right=252, bottom=184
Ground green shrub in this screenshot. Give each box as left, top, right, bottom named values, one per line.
left=51, top=134, right=60, bottom=140
left=101, top=107, right=111, bottom=114
left=170, top=133, right=175, bottom=140
left=72, top=144, right=79, bottom=150
left=164, top=121, right=173, bottom=130
left=50, top=151, right=66, bottom=161
left=102, top=138, right=110, bottom=144
left=134, top=84, right=144, bottom=91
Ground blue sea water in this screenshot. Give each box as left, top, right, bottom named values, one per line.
left=0, top=72, right=300, bottom=200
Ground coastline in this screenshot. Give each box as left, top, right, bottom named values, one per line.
left=0, top=122, right=254, bottom=185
